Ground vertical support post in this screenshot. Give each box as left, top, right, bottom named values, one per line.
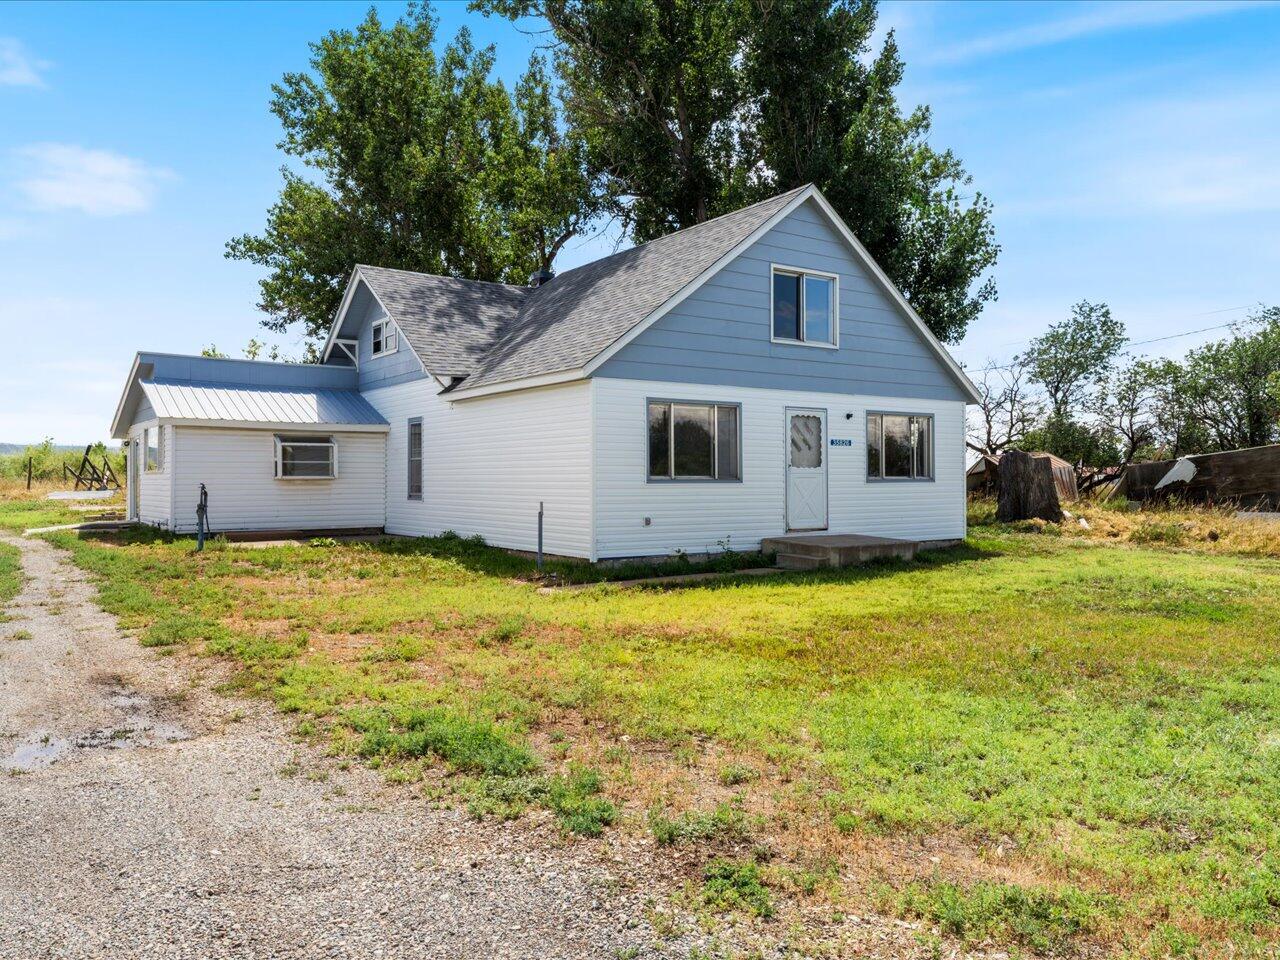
left=536, top=500, right=544, bottom=570
left=26, top=457, right=33, bottom=490
left=196, top=483, right=208, bottom=552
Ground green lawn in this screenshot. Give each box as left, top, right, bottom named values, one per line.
left=0, top=541, right=21, bottom=606
left=8, top=497, right=1280, bottom=957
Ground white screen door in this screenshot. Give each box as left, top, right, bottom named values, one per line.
left=128, top=438, right=139, bottom=521
left=786, top=409, right=828, bottom=531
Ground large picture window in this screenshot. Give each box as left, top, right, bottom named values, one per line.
left=407, top=418, right=423, bottom=500
left=772, top=267, right=837, bottom=346
left=648, top=401, right=741, bottom=481
left=274, top=434, right=335, bottom=479
left=866, top=413, right=932, bottom=481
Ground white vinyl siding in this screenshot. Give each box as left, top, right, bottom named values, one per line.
left=593, top=376, right=965, bottom=558
left=363, top=378, right=593, bottom=558
left=169, top=427, right=385, bottom=533
left=129, top=422, right=172, bottom=528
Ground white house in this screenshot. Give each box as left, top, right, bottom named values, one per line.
left=110, top=184, right=979, bottom=561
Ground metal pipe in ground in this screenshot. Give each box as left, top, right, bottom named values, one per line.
left=537, top=501, right=544, bottom=570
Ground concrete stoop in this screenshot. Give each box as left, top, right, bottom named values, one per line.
left=761, top=533, right=919, bottom=570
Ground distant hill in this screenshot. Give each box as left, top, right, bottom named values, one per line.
left=0, top=443, right=91, bottom=454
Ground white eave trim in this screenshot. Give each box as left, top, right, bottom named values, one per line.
left=110, top=353, right=145, bottom=440
left=443, top=368, right=588, bottom=402
left=321, top=267, right=434, bottom=379
left=160, top=418, right=390, bottom=434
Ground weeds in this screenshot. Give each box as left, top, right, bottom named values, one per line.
left=895, top=879, right=1109, bottom=953
left=700, top=858, right=774, bottom=918
left=649, top=800, right=749, bottom=846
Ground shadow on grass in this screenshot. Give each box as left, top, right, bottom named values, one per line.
left=70, top=526, right=1002, bottom=589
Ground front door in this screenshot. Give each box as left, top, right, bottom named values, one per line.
left=786, top=408, right=828, bottom=531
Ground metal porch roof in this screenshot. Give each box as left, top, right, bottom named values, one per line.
left=139, top=379, right=388, bottom=428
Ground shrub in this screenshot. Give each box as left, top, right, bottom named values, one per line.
left=701, top=858, right=774, bottom=918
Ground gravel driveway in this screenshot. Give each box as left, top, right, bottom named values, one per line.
left=0, top=533, right=950, bottom=960
left=0, top=534, right=720, bottom=960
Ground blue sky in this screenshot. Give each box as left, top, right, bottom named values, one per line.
left=1, top=0, right=1277, bottom=444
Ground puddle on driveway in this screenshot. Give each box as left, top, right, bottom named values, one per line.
left=3, top=681, right=191, bottom=772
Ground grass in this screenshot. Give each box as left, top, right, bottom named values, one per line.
left=8, top=496, right=1280, bottom=955
left=0, top=541, right=20, bottom=605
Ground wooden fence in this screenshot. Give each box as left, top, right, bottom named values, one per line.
left=1123, top=444, right=1280, bottom=510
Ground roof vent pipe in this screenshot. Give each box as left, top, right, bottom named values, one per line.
left=528, top=268, right=554, bottom=287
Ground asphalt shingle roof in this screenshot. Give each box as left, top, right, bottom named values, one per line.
left=355, top=266, right=529, bottom=378
left=353, top=185, right=810, bottom=388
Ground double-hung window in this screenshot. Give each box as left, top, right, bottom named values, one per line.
left=772, top=267, right=837, bottom=347
left=371, top=318, right=397, bottom=358
left=274, top=434, right=336, bottom=479
left=647, top=401, right=741, bottom=481
left=407, top=418, right=423, bottom=500
left=866, top=414, right=933, bottom=481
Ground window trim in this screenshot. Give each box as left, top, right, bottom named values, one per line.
left=273, top=434, right=337, bottom=480
left=865, top=411, right=935, bottom=482
left=142, top=426, right=163, bottom=473
left=769, top=263, right=840, bottom=350
left=645, top=398, right=743, bottom=483
left=406, top=417, right=423, bottom=501
left=370, top=317, right=398, bottom=359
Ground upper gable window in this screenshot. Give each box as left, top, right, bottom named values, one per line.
left=371, top=318, right=397, bottom=358
left=772, top=267, right=837, bottom=347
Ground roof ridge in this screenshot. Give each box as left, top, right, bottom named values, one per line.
left=356, top=264, right=529, bottom=293
left=548, top=184, right=812, bottom=283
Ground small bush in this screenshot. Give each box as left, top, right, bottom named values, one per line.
left=701, top=858, right=774, bottom=918
left=467, top=764, right=617, bottom=836
left=650, top=800, right=748, bottom=846
left=717, top=763, right=758, bottom=786
left=896, top=879, right=1107, bottom=953
left=350, top=707, right=538, bottom=777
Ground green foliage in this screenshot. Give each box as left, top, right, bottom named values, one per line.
left=0, top=542, right=21, bottom=605
left=228, top=5, right=599, bottom=339
left=1021, top=414, right=1120, bottom=469
left=466, top=764, right=616, bottom=834
left=0, top=439, right=125, bottom=483
left=480, top=0, right=998, bottom=343
left=896, top=879, right=1108, bottom=953
left=349, top=705, right=539, bottom=776
left=700, top=858, right=774, bottom=918
left=1023, top=300, right=1126, bottom=419
left=1157, top=307, right=1280, bottom=454
left=649, top=799, right=748, bottom=846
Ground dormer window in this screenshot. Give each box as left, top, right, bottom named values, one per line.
left=371, top=318, right=397, bottom=358
left=771, top=266, right=838, bottom=347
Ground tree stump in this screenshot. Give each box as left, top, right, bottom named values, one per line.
left=996, top=450, right=1064, bottom=523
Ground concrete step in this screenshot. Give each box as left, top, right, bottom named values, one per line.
left=763, top=533, right=919, bottom=569
left=776, top=552, right=829, bottom=571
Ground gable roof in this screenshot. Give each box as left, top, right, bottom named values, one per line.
left=460, top=185, right=810, bottom=390
left=323, top=184, right=979, bottom=403
left=354, top=266, right=528, bottom=378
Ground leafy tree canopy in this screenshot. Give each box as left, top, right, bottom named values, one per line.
left=478, top=0, right=999, bottom=343
left=1023, top=301, right=1126, bottom=420
left=228, top=4, right=599, bottom=340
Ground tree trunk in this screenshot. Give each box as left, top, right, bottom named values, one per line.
left=996, top=450, right=1064, bottom=523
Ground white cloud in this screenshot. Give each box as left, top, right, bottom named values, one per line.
left=0, top=37, right=50, bottom=87
left=12, top=144, right=175, bottom=216
left=929, top=1, right=1273, bottom=65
